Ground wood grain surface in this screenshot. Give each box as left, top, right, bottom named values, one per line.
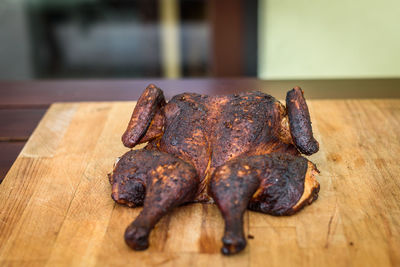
left=0, top=100, right=399, bottom=267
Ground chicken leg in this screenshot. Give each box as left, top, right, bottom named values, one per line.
left=109, top=149, right=199, bottom=250
left=210, top=153, right=319, bottom=255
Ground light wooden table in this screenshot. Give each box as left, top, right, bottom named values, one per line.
left=0, top=99, right=399, bottom=266
left=1, top=78, right=400, bottom=181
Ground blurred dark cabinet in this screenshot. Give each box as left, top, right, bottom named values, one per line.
left=27, top=0, right=257, bottom=78
left=28, top=0, right=162, bottom=78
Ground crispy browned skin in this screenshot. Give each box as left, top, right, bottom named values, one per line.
left=286, top=87, right=319, bottom=155
left=110, top=149, right=198, bottom=250
left=121, top=84, right=165, bottom=148
left=211, top=153, right=319, bottom=254
left=110, top=84, right=320, bottom=255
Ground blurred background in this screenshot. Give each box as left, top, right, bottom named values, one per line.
left=0, top=0, right=399, bottom=80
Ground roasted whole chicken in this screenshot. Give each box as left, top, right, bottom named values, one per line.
left=108, top=84, right=320, bottom=255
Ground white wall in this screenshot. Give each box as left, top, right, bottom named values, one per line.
left=258, top=0, right=400, bottom=79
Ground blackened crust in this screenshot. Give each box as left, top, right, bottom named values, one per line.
left=286, top=87, right=319, bottom=155
left=247, top=153, right=309, bottom=216
left=110, top=149, right=199, bottom=208
left=288, top=182, right=320, bottom=215
left=122, top=84, right=165, bottom=148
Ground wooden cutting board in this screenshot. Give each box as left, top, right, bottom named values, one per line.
left=1, top=100, right=399, bottom=267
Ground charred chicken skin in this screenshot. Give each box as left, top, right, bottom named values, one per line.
left=109, top=84, right=320, bottom=255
